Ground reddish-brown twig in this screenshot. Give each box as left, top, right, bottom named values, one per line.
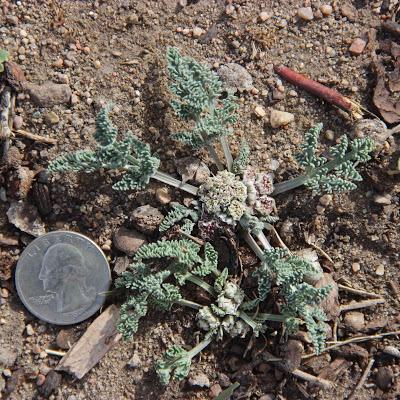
left=274, top=65, right=363, bottom=118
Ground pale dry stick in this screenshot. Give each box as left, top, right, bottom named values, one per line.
left=340, top=298, right=385, bottom=312
left=45, top=349, right=66, bottom=357
left=13, top=129, right=57, bottom=145
left=307, top=241, right=334, bottom=264
left=291, top=369, right=333, bottom=389
left=347, top=358, right=374, bottom=400
left=269, top=225, right=290, bottom=252
left=302, top=330, right=400, bottom=360
left=338, top=284, right=382, bottom=299
left=0, top=86, right=12, bottom=159
left=178, top=229, right=205, bottom=246
left=333, top=318, right=338, bottom=342
left=260, top=352, right=332, bottom=389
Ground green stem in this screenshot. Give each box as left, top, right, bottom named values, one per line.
left=272, top=149, right=361, bottom=195
left=256, top=313, right=287, bottom=322
left=176, top=298, right=202, bottom=310
left=240, top=229, right=264, bottom=260
left=238, top=311, right=260, bottom=330
left=186, top=335, right=213, bottom=359
left=152, top=170, right=199, bottom=195
left=254, top=231, right=273, bottom=252
left=186, top=274, right=217, bottom=297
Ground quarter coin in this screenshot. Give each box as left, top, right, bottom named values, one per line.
left=15, top=231, right=111, bottom=325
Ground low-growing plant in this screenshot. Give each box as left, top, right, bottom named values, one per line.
left=48, top=47, right=374, bottom=385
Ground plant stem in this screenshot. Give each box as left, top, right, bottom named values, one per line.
left=238, top=311, right=261, bottom=330
left=273, top=147, right=366, bottom=195
left=152, top=170, right=198, bottom=195
left=186, top=274, right=217, bottom=297
left=220, top=136, right=233, bottom=172
left=241, top=230, right=264, bottom=260
left=256, top=313, right=287, bottom=322
left=254, top=231, right=273, bottom=251
left=186, top=335, right=213, bottom=359
left=176, top=298, right=202, bottom=310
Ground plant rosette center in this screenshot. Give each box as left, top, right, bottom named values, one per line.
left=198, top=169, right=276, bottom=226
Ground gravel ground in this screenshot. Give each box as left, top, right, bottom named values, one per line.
left=1, top=0, right=399, bottom=399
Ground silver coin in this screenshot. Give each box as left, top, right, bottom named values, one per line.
left=15, top=231, right=111, bottom=325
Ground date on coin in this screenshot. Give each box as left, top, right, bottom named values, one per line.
left=15, top=231, right=111, bottom=325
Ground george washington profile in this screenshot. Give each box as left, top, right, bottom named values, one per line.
left=39, top=243, right=96, bottom=314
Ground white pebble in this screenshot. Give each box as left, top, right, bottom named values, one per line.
left=297, top=7, right=314, bottom=21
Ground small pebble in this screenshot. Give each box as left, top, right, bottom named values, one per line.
left=127, top=353, right=142, bottom=369
left=3, top=369, right=12, bottom=378
left=324, top=129, right=334, bottom=141
left=36, top=374, right=46, bottom=386
left=326, top=46, right=336, bottom=57
left=341, top=4, right=357, bottom=21
left=297, top=7, right=314, bottom=21
left=349, top=38, right=367, bottom=56
left=43, top=111, right=60, bottom=125
left=320, top=4, right=333, bottom=16
left=376, top=366, right=393, bottom=390
left=192, top=27, right=204, bottom=38
left=343, top=311, right=365, bottom=331
left=53, top=59, right=64, bottom=68
left=375, top=265, right=385, bottom=276
left=93, top=60, right=101, bottom=69
left=373, top=194, right=391, bottom=205
left=210, top=383, right=222, bottom=397
left=155, top=187, right=171, bottom=205
left=319, top=194, right=332, bottom=206
left=13, top=115, right=23, bottom=130
left=26, top=324, right=35, bottom=336
left=19, top=29, right=28, bottom=37
left=6, top=15, right=19, bottom=25
left=270, top=109, right=294, bottom=128
left=254, top=105, right=266, bottom=118
left=383, top=346, right=400, bottom=358
left=351, top=262, right=361, bottom=273
left=225, top=4, right=235, bottom=15
left=188, top=372, right=210, bottom=388
left=259, top=11, right=270, bottom=22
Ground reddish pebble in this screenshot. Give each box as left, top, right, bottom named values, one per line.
left=349, top=38, right=367, bottom=55
left=36, top=374, right=46, bottom=386
left=13, top=115, right=23, bottom=130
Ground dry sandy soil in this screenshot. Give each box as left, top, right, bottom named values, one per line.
left=0, top=0, right=400, bottom=399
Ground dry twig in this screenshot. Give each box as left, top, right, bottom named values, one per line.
left=13, top=129, right=57, bottom=145
left=291, top=369, right=333, bottom=389
left=338, top=284, right=382, bottom=299
left=303, top=330, right=400, bottom=360
left=274, top=65, right=363, bottom=119
left=347, top=358, right=374, bottom=400
left=0, top=86, right=12, bottom=159
left=340, top=298, right=385, bottom=312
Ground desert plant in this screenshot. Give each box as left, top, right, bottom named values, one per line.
left=47, top=47, right=375, bottom=386
left=117, top=236, right=328, bottom=385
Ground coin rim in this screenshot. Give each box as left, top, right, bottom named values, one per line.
left=15, top=230, right=111, bottom=325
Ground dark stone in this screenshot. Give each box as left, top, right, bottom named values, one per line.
left=38, top=370, right=61, bottom=398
